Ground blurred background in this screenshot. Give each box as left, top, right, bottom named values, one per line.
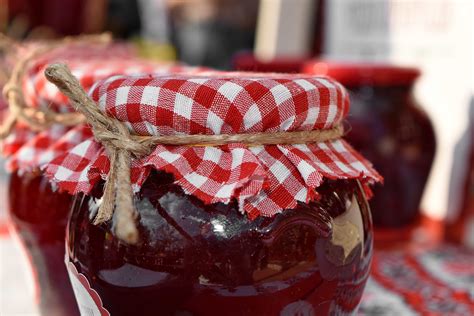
left=0, top=0, right=473, bottom=315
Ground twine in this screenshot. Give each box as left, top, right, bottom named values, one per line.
left=45, top=63, right=344, bottom=244
left=0, top=33, right=112, bottom=139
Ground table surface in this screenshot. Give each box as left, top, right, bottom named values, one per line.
left=360, top=244, right=473, bottom=315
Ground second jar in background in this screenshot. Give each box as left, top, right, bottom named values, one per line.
left=304, top=62, right=436, bottom=235
left=8, top=172, right=79, bottom=316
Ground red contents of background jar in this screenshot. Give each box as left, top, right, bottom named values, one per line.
left=232, top=52, right=306, bottom=73
left=67, top=171, right=373, bottom=316
left=8, top=172, right=79, bottom=316
left=304, top=62, right=436, bottom=230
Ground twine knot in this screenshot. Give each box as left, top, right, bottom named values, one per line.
left=93, top=124, right=151, bottom=157
left=45, top=63, right=140, bottom=244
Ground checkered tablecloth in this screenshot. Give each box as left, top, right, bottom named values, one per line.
left=359, top=244, right=474, bottom=315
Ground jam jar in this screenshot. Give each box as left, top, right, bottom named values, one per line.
left=68, top=172, right=373, bottom=316
left=304, top=62, right=436, bottom=232
left=43, top=70, right=380, bottom=315
left=8, top=172, right=79, bottom=316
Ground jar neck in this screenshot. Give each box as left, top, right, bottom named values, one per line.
left=346, top=84, right=415, bottom=113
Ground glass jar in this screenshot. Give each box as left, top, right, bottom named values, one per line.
left=67, top=171, right=373, bottom=316
left=8, top=172, right=79, bottom=316
left=304, top=62, right=436, bottom=234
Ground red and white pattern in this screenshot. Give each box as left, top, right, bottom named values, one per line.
left=21, top=44, right=203, bottom=112
left=44, top=73, right=382, bottom=218
left=360, top=245, right=474, bottom=316
left=1, top=42, right=207, bottom=172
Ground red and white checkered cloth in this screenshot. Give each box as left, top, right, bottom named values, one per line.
left=1, top=42, right=207, bottom=171
left=44, top=73, right=382, bottom=218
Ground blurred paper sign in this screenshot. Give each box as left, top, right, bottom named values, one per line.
left=323, top=0, right=474, bottom=223
left=255, top=0, right=316, bottom=60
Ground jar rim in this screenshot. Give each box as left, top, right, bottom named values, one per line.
left=303, top=60, right=420, bottom=87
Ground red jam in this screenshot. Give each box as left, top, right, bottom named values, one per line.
left=67, top=171, right=373, bottom=316
left=8, top=172, right=79, bottom=316
left=304, top=62, right=436, bottom=230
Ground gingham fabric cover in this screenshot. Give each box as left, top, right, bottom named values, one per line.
left=1, top=42, right=206, bottom=171
left=43, top=73, right=382, bottom=218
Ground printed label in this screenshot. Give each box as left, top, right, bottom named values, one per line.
left=66, top=261, right=110, bottom=316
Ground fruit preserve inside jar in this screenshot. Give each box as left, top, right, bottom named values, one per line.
left=8, top=172, right=79, bottom=316
left=67, top=171, right=373, bottom=316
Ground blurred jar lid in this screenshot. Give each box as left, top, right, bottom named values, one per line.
left=303, top=60, right=421, bottom=87
left=232, top=52, right=306, bottom=73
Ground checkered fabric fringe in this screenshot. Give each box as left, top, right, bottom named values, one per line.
left=42, top=72, right=382, bottom=218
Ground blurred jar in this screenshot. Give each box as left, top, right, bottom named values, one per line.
left=304, top=62, right=436, bottom=240
left=8, top=172, right=79, bottom=316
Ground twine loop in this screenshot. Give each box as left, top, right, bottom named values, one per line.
left=2, top=82, right=23, bottom=100
left=0, top=33, right=112, bottom=138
